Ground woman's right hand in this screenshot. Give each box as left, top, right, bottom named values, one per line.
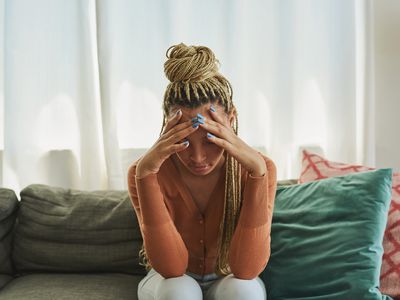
left=135, top=109, right=198, bottom=178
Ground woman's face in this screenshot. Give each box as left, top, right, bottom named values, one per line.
left=170, top=103, right=234, bottom=177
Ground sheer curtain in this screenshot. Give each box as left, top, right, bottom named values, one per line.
left=1, top=0, right=389, bottom=195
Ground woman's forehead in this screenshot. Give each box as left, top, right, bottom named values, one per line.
left=181, top=109, right=211, bottom=121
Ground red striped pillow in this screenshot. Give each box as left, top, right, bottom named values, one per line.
left=299, top=149, right=400, bottom=299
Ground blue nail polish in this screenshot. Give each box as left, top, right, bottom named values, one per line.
left=192, top=123, right=199, bottom=128
left=210, top=105, right=216, bottom=112
left=192, top=117, right=204, bottom=124
left=183, top=140, right=189, bottom=146
left=197, top=113, right=205, bottom=119
left=207, top=133, right=214, bottom=138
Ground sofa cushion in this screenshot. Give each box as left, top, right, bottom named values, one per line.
left=0, top=274, right=14, bottom=290
left=299, top=150, right=400, bottom=299
left=13, top=184, right=146, bottom=276
left=0, top=273, right=142, bottom=300
left=0, top=188, right=19, bottom=275
left=261, top=168, right=393, bottom=300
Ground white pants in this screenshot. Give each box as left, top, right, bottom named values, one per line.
left=138, top=268, right=267, bottom=300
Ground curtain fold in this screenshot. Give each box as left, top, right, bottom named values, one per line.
left=4, top=0, right=107, bottom=193
left=1, top=0, right=386, bottom=194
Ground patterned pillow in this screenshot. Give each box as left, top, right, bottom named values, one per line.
left=299, top=149, right=400, bottom=299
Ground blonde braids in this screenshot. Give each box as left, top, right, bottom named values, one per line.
left=139, top=43, right=242, bottom=277
left=215, top=121, right=242, bottom=276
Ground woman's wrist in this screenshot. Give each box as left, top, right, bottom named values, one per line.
left=136, top=169, right=153, bottom=179
left=249, top=168, right=266, bottom=177
left=136, top=160, right=158, bottom=179
left=248, top=153, right=267, bottom=177
left=135, top=160, right=146, bottom=178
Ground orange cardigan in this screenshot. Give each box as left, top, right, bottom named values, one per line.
left=127, top=152, right=277, bottom=279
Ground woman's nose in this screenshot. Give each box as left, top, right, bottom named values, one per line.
left=189, top=145, right=206, bottom=163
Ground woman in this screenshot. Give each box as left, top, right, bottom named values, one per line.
left=127, top=43, right=277, bottom=300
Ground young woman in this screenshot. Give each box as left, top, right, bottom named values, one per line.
left=127, top=43, right=277, bottom=300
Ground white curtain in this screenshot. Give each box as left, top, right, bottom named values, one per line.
left=1, top=0, right=394, bottom=195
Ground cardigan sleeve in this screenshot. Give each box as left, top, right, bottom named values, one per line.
left=228, top=155, right=277, bottom=279
left=127, top=162, right=189, bottom=278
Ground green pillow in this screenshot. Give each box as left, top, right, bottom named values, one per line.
left=261, top=168, right=394, bottom=300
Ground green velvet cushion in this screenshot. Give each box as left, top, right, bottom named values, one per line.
left=261, top=168, right=394, bottom=300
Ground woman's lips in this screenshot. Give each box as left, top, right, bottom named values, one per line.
left=192, top=165, right=210, bottom=172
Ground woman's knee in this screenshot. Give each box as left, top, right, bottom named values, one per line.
left=212, top=274, right=266, bottom=300
left=158, top=274, right=202, bottom=300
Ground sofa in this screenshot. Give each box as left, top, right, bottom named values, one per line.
left=2, top=164, right=397, bottom=300
left=0, top=179, right=297, bottom=300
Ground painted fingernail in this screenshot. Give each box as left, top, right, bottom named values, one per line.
left=192, top=123, right=199, bottom=128
left=197, top=113, right=205, bottom=119
left=192, top=117, right=205, bottom=124
left=207, top=133, right=214, bottom=138
left=210, top=105, right=216, bottom=112
left=175, top=109, right=182, bottom=116
left=183, top=140, right=189, bottom=146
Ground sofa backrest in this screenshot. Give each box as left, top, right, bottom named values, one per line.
left=7, top=179, right=298, bottom=276
left=12, top=184, right=147, bottom=276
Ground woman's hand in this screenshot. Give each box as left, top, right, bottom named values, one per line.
left=199, top=107, right=267, bottom=177
left=135, top=109, right=199, bottom=178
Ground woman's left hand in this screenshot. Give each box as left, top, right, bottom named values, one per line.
left=199, top=108, right=267, bottom=177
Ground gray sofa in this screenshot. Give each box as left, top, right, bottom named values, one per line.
left=0, top=179, right=297, bottom=299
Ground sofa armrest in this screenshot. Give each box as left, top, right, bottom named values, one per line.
left=0, top=188, right=19, bottom=276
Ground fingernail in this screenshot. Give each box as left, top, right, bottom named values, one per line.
left=192, top=123, right=199, bottom=128
left=183, top=140, right=189, bottom=146
left=207, top=133, right=214, bottom=138
left=192, top=117, right=205, bottom=124
left=176, top=109, right=182, bottom=116
left=210, top=105, right=216, bottom=112
left=197, top=113, right=205, bottom=119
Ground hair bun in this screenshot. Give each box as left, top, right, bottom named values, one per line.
left=164, top=43, right=220, bottom=83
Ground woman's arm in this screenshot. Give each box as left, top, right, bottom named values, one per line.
left=127, top=162, right=189, bottom=278
left=228, top=156, right=277, bottom=279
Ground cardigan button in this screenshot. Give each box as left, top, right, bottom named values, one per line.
left=200, top=239, right=204, bottom=244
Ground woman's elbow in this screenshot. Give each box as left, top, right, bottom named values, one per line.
left=155, top=263, right=188, bottom=279
left=230, top=265, right=266, bottom=280
left=150, top=254, right=188, bottom=279
left=230, top=252, right=270, bottom=280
